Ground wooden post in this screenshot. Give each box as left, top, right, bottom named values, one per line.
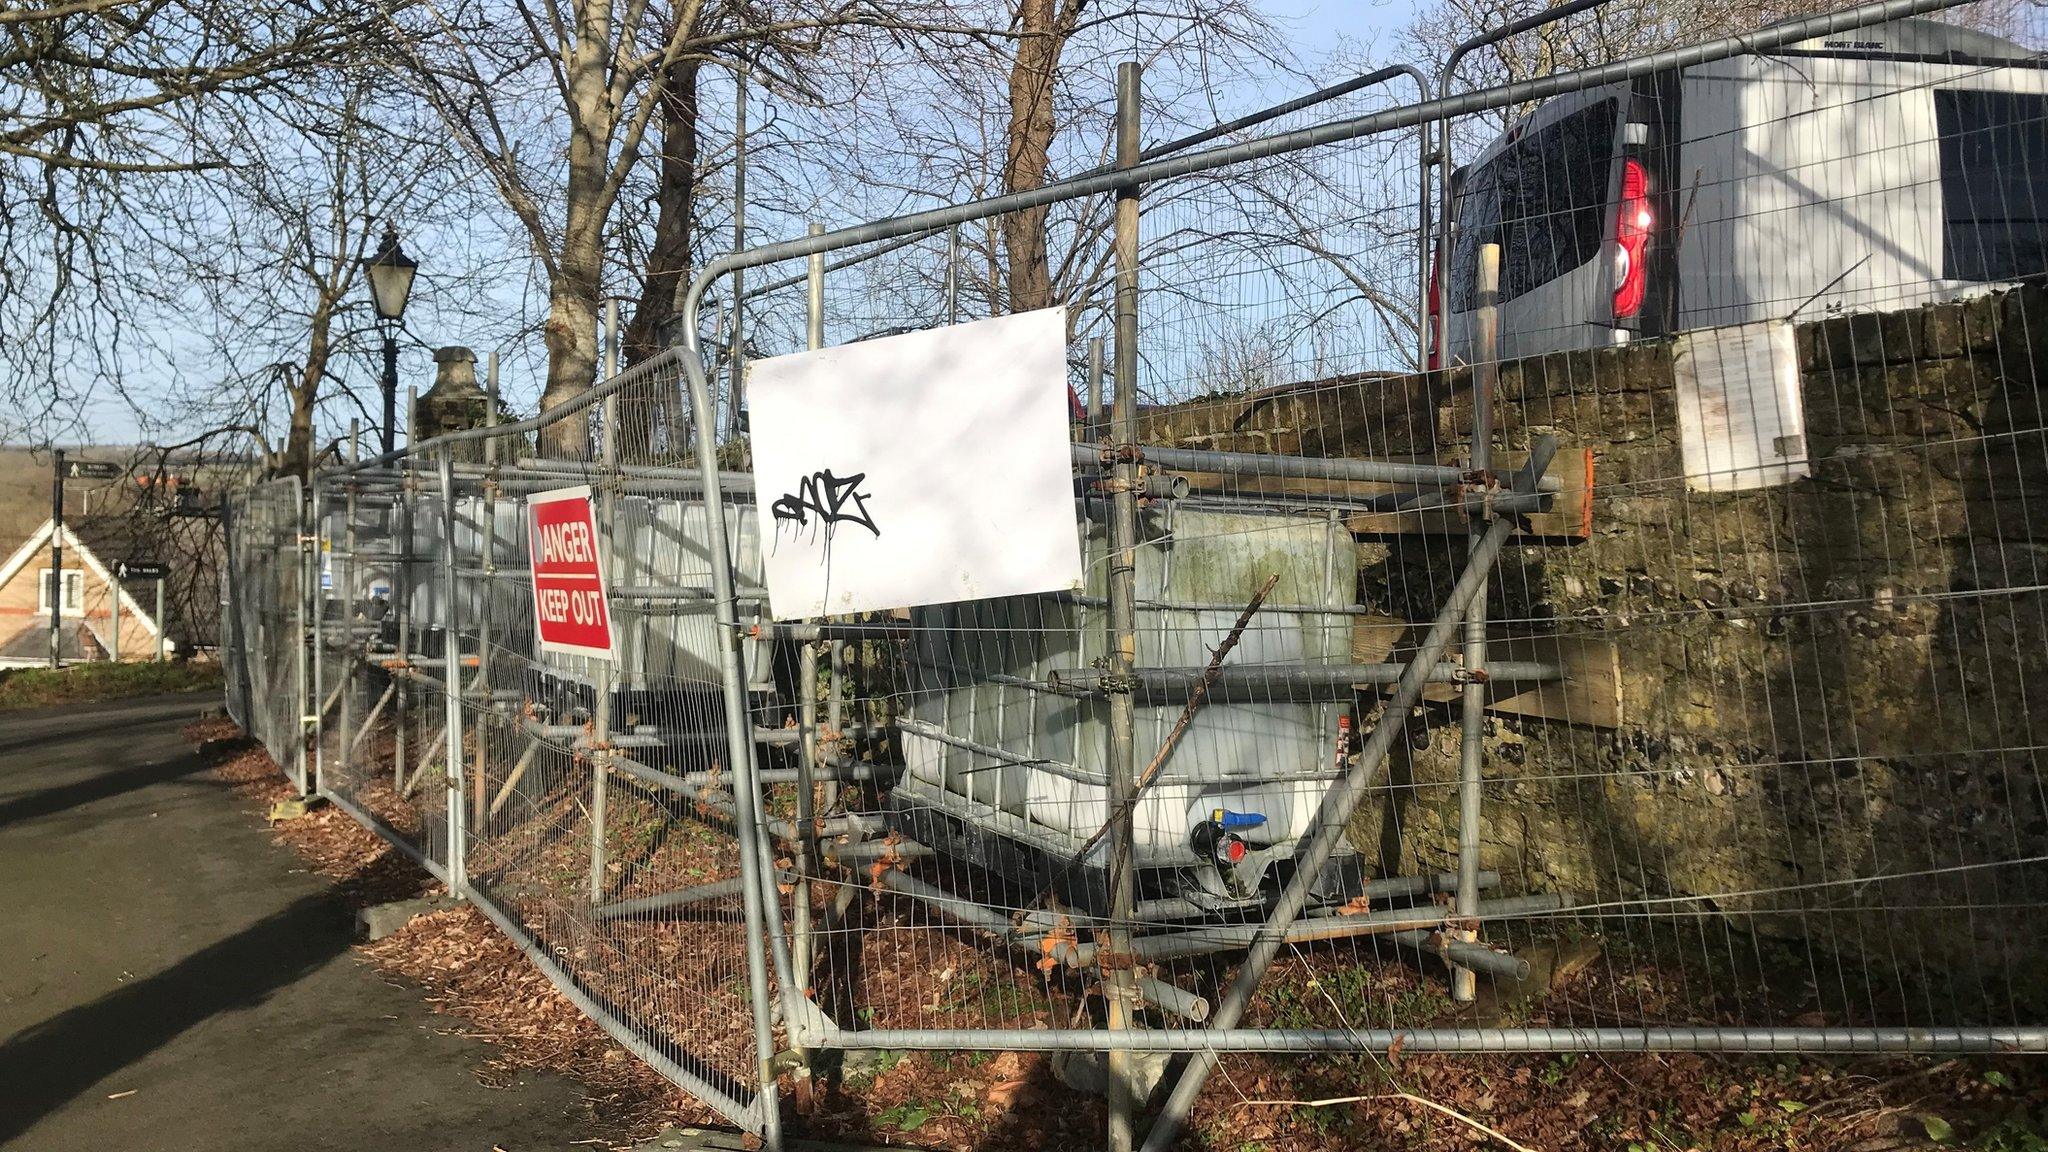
left=1104, top=59, right=1144, bottom=1152
left=50, top=449, right=64, bottom=668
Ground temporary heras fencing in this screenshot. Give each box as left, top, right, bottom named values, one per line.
left=220, top=0, right=2048, bottom=1146
left=222, top=473, right=308, bottom=793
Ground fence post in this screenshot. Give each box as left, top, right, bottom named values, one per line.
left=394, top=448, right=414, bottom=798
left=727, top=65, right=749, bottom=441
left=222, top=489, right=247, bottom=721
left=677, top=284, right=785, bottom=1152
left=1453, top=241, right=1502, bottom=1003
left=1104, top=58, right=1145, bottom=1152
left=793, top=221, right=826, bottom=1005
left=590, top=301, right=619, bottom=904
left=474, top=352, right=499, bottom=834
left=944, top=222, right=960, bottom=324
left=309, top=477, right=325, bottom=795
left=296, top=478, right=313, bottom=794
left=50, top=447, right=63, bottom=670
left=440, top=446, right=469, bottom=896
left=1414, top=80, right=1433, bottom=371
left=1087, top=335, right=1105, bottom=443
left=336, top=420, right=359, bottom=791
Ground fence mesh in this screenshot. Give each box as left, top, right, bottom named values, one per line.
left=219, top=2, right=2048, bottom=1145
left=224, top=476, right=306, bottom=790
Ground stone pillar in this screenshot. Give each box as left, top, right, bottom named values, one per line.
left=411, top=347, right=494, bottom=462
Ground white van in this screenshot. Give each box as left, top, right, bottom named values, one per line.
left=1430, top=17, right=2048, bottom=365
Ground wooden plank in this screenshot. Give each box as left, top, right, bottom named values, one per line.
left=1479, top=631, right=1623, bottom=728
left=1160, top=447, right=1593, bottom=539
left=1346, top=448, right=1593, bottom=539
left=1350, top=613, right=1622, bottom=728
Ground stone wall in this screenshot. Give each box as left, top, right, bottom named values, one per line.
left=1141, top=284, right=2048, bottom=1013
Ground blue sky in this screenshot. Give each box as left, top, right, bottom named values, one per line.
left=51, top=0, right=1430, bottom=451
left=1266, top=0, right=1417, bottom=47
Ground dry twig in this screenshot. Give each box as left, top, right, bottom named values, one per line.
left=1028, top=572, right=1281, bottom=909
left=1238, top=1090, right=1541, bottom=1152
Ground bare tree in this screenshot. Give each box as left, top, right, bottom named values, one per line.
left=621, top=53, right=705, bottom=367
left=75, top=69, right=502, bottom=479
left=0, top=0, right=394, bottom=439
left=773, top=0, right=1290, bottom=346
left=1000, top=0, right=1088, bottom=314
left=1, top=0, right=384, bottom=169
left=388, top=0, right=992, bottom=454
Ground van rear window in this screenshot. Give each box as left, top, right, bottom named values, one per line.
left=1453, top=98, right=1618, bottom=310
left=1936, top=89, right=2048, bottom=283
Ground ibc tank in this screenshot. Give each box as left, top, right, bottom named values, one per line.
left=895, top=504, right=1357, bottom=894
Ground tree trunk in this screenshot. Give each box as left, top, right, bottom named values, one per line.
left=625, top=55, right=701, bottom=366
left=618, top=54, right=701, bottom=461
left=1001, top=0, right=1080, bottom=313
left=538, top=0, right=615, bottom=459
left=540, top=281, right=601, bottom=458
left=279, top=294, right=336, bottom=478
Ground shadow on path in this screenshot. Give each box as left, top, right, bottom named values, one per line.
left=0, top=892, right=351, bottom=1145
left=0, top=750, right=209, bottom=829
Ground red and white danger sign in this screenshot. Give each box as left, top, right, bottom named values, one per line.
left=525, top=485, right=614, bottom=659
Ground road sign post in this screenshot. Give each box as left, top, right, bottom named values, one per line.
left=49, top=455, right=126, bottom=669
left=113, top=560, right=167, bottom=664
left=49, top=449, right=62, bottom=669
left=65, top=460, right=121, bottom=481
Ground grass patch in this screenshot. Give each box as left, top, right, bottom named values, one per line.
left=0, top=660, right=223, bottom=710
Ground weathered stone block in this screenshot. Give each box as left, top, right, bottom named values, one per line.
left=357, top=894, right=460, bottom=941
left=266, top=794, right=325, bottom=822
left=1809, top=313, right=1855, bottom=370
left=1922, top=301, right=1968, bottom=358
left=1602, top=341, right=1673, bottom=393
left=1859, top=308, right=1919, bottom=364
left=1960, top=290, right=2007, bottom=353
left=1149, top=288, right=2048, bottom=998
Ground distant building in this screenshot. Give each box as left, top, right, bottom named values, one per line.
left=0, top=517, right=171, bottom=667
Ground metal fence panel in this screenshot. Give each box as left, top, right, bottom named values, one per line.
left=223, top=476, right=306, bottom=791
left=217, top=4, right=2048, bottom=1147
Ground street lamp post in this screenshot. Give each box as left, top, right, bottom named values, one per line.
left=362, top=226, right=418, bottom=456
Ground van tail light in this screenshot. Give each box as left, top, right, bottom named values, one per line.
left=1425, top=244, right=1444, bottom=369
left=1613, top=157, right=1652, bottom=319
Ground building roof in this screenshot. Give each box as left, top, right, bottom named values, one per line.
left=0, top=517, right=165, bottom=642
left=66, top=515, right=157, bottom=573
left=0, top=618, right=105, bottom=663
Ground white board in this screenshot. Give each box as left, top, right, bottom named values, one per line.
left=1673, top=319, right=1812, bottom=492
left=747, top=307, right=1084, bottom=619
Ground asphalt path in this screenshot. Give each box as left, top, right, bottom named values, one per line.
left=0, top=691, right=602, bottom=1150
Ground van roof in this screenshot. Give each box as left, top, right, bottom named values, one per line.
left=1453, top=17, right=2039, bottom=179
left=1778, top=15, right=2037, bottom=64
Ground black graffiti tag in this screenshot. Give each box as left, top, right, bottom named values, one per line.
left=771, top=469, right=881, bottom=540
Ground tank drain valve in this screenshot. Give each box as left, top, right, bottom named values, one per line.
left=1192, top=808, right=1267, bottom=871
